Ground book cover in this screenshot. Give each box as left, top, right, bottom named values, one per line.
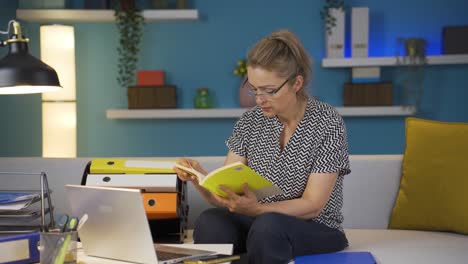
left=174, top=162, right=283, bottom=200
left=295, top=251, right=376, bottom=264
left=0, top=232, right=40, bottom=264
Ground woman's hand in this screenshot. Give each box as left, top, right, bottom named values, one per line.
left=173, top=158, right=207, bottom=185
left=174, top=158, right=225, bottom=207
left=212, top=183, right=263, bottom=216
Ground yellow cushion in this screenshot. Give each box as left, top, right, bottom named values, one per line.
left=389, top=118, right=468, bottom=234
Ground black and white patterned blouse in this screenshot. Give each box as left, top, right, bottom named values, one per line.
left=226, top=98, right=350, bottom=232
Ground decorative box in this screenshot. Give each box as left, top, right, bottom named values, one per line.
left=343, top=82, right=393, bottom=106
left=128, top=85, right=177, bottom=109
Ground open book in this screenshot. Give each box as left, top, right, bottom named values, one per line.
left=174, top=162, right=283, bottom=200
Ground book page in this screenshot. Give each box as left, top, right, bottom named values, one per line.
left=173, top=163, right=206, bottom=182
left=201, top=162, right=283, bottom=199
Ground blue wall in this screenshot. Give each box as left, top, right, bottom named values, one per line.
left=1, top=0, right=467, bottom=157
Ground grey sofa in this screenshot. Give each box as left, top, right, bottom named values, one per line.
left=1, top=155, right=467, bottom=263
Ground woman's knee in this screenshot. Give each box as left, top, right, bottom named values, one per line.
left=194, top=208, right=230, bottom=231
left=248, top=212, right=289, bottom=240
left=251, top=213, right=287, bottom=234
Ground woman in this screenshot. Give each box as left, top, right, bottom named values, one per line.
left=175, top=29, right=350, bottom=263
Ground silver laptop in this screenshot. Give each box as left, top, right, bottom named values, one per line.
left=65, top=185, right=215, bottom=264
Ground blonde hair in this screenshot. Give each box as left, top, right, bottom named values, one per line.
left=247, top=29, right=313, bottom=101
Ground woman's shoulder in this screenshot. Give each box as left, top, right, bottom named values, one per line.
left=307, top=98, right=343, bottom=123
left=238, top=106, right=265, bottom=122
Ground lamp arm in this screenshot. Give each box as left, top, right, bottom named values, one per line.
left=0, top=20, right=29, bottom=47
left=0, top=20, right=15, bottom=35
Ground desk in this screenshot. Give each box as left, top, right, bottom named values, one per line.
left=77, top=243, right=234, bottom=264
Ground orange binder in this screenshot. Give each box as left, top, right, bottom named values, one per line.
left=142, top=193, right=177, bottom=219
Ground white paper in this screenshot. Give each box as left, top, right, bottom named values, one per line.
left=0, top=200, right=31, bottom=211
left=124, top=160, right=175, bottom=169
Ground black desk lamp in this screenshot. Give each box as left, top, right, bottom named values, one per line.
left=0, top=20, right=61, bottom=94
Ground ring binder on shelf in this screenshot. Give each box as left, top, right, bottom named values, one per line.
left=0, top=172, right=55, bottom=233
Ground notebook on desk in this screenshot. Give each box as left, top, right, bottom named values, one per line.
left=295, top=251, right=376, bottom=264
left=65, top=185, right=215, bottom=264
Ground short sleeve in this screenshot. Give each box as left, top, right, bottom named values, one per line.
left=311, top=115, right=351, bottom=176
left=225, top=113, right=250, bottom=157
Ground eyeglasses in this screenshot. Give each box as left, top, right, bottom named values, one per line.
left=243, top=77, right=292, bottom=99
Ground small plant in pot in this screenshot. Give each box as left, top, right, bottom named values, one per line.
left=405, top=38, right=427, bottom=64
left=114, top=0, right=145, bottom=91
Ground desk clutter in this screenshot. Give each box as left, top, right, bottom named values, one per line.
left=0, top=172, right=55, bottom=263
left=81, top=158, right=188, bottom=243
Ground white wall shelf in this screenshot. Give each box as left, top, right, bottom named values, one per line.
left=106, top=106, right=416, bottom=119
left=322, top=54, right=468, bottom=68
left=16, top=9, right=199, bottom=22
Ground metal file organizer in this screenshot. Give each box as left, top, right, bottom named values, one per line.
left=0, top=172, right=55, bottom=234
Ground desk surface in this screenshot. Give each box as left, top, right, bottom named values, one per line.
left=77, top=243, right=234, bottom=264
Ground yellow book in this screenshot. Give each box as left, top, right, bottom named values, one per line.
left=174, top=162, right=283, bottom=200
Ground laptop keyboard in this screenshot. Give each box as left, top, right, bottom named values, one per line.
left=156, top=250, right=191, bottom=261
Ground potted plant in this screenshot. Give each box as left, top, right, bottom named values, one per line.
left=114, top=0, right=145, bottom=91
left=321, top=0, right=345, bottom=58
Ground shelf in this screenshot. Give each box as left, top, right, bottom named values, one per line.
left=16, top=9, right=199, bottom=22
left=106, top=106, right=416, bottom=119
left=322, top=54, right=468, bottom=68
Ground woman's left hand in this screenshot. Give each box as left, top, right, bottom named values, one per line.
left=212, top=183, right=262, bottom=216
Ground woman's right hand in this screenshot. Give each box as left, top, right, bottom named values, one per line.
left=174, top=158, right=223, bottom=207
left=174, top=158, right=206, bottom=185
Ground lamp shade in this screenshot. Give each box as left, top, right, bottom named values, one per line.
left=0, top=37, right=61, bottom=94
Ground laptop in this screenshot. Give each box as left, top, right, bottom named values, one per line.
left=65, top=185, right=215, bottom=264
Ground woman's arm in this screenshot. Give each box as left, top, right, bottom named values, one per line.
left=215, top=171, right=338, bottom=219
left=224, top=150, right=247, bottom=166
left=256, top=172, right=338, bottom=219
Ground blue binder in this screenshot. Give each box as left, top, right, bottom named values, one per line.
left=295, top=251, right=376, bottom=264
left=0, top=233, right=40, bottom=264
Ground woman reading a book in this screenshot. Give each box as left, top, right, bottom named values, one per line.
left=175, top=29, right=350, bottom=264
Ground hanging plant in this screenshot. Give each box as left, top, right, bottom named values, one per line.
left=114, top=0, right=145, bottom=89
left=320, top=0, right=345, bottom=35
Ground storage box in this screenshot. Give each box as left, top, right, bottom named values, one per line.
left=137, top=70, right=165, bottom=86
left=442, top=25, right=468, bottom=54
left=128, top=85, right=177, bottom=109
left=343, top=82, right=393, bottom=106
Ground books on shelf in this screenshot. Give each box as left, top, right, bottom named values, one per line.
left=0, top=232, right=40, bottom=264
left=174, top=161, right=283, bottom=200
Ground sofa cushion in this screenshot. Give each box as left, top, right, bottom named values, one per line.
left=344, top=229, right=468, bottom=264
left=389, top=118, right=468, bottom=234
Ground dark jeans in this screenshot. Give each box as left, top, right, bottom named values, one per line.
left=193, top=208, right=348, bottom=264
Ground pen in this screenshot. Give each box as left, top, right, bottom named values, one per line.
left=47, top=236, right=64, bottom=264
left=53, top=217, right=78, bottom=264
